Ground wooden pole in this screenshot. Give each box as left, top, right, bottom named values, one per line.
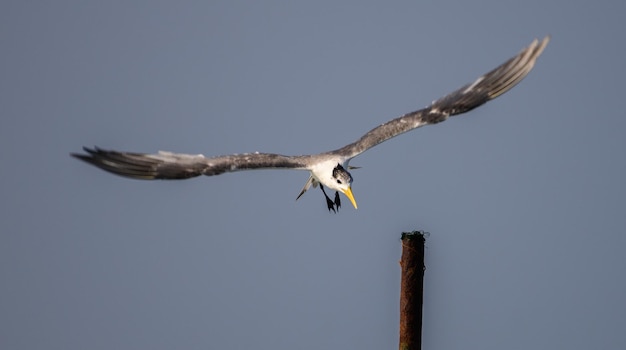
left=399, top=231, right=426, bottom=350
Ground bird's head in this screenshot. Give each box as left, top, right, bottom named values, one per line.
left=328, top=164, right=357, bottom=209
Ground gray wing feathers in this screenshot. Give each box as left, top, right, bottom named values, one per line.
left=334, top=36, right=549, bottom=159
left=72, top=37, right=549, bottom=178
left=72, top=147, right=308, bottom=180
left=431, top=36, right=549, bottom=115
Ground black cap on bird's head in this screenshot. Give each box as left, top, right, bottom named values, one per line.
left=332, top=164, right=353, bottom=182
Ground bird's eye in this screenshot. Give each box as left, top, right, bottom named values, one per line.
left=336, top=179, right=342, bottom=184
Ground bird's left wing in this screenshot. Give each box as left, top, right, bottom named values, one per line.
left=333, top=36, right=550, bottom=159
left=72, top=146, right=309, bottom=180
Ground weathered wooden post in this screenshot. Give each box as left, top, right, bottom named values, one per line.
left=399, top=231, right=426, bottom=350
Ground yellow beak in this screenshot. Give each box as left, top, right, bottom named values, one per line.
left=342, top=187, right=358, bottom=209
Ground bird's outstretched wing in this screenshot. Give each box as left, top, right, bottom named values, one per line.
left=333, top=36, right=549, bottom=159
left=71, top=147, right=309, bottom=180
left=73, top=37, right=549, bottom=182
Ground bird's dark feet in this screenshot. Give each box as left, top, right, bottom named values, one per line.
left=324, top=194, right=336, bottom=213
left=320, top=185, right=338, bottom=213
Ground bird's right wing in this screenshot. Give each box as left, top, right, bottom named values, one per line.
left=333, top=36, right=550, bottom=159
left=71, top=147, right=310, bottom=180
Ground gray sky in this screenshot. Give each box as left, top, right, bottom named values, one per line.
left=2, top=1, right=625, bottom=349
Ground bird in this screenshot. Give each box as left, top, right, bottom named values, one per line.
left=72, top=36, right=549, bottom=213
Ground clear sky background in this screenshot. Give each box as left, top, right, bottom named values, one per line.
left=1, top=1, right=625, bottom=349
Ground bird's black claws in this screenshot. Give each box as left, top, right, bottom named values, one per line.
left=334, top=191, right=341, bottom=211
left=325, top=196, right=336, bottom=213
left=319, top=185, right=337, bottom=213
